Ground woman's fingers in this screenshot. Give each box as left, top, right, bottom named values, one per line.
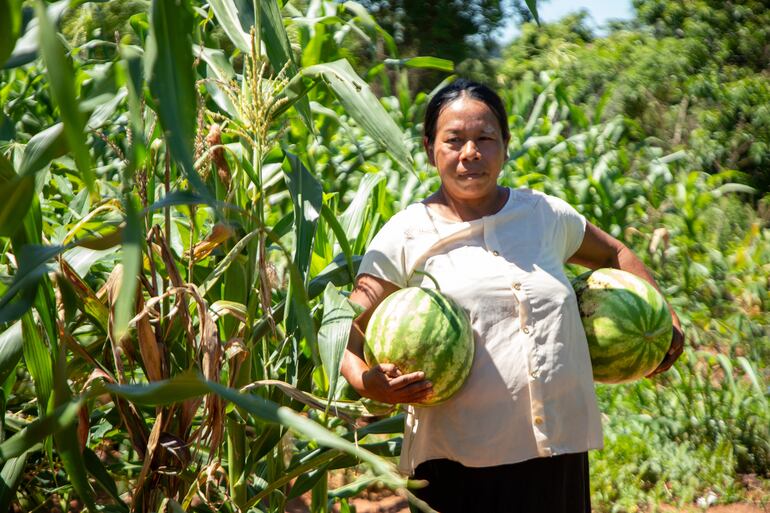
left=366, top=365, right=433, bottom=403
left=377, top=363, right=402, bottom=378
left=392, top=377, right=433, bottom=403
left=388, top=370, right=426, bottom=389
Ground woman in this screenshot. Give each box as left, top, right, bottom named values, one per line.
left=340, top=79, right=684, bottom=513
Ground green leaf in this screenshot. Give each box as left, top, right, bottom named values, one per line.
left=0, top=244, right=63, bottom=323
left=52, top=348, right=97, bottom=511
left=200, top=228, right=260, bottom=296
left=0, top=399, right=82, bottom=461
left=195, top=44, right=238, bottom=117
left=104, top=371, right=210, bottom=406
left=0, top=152, right=14, bottom=182
left=21, top=312, right=53, bottom=418
left=318, top=283, right=358, bottom=404
left=3, top=0, right=69, bottom=70
left=112, top=196, right=143, bottom=341
left=86, top=88, right=128, bottom=130
left=0, top=452, right=28, bottom=511
left=206, top=380, right=405, bottom=488
left=0, top=0, right=22, bottom=67
left=384, top=56, right=454, bottom=72
left=35, top=1, right=94, bottom=192
left=526, top=0, right=540, bottom=24
left=297, top=60, right=414, bottom=171
left=0, top=323, right=23, bottom=385
left=145, top=0, right=209, bottom=197
left=308, top=254, right=362, bottom=299
left=208, top=0, right=250, bottom=53
left=339, top=172, right=385, bottom=248
left=17, top=122, right=67, bottom=177
left=283, top=152, right=323, bottom=280
left=0, top=174, right=34, bottom=238
left=320, top=204, right=355, bottom=281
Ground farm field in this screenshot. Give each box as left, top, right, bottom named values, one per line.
left=0, top=1, right=768, bottom=512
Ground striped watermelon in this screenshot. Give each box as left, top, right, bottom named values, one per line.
left=572, top=268, right=672, bottom=384
left=364, top=287, right=474, bottom=405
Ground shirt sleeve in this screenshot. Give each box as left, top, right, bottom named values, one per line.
left=544, top=194, right=587, bottom=262
left=357, top=212, right=409, bottom=288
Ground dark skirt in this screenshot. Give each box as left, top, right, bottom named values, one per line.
left=409, top=452, right=591, bottom=513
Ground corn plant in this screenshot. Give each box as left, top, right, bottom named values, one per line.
left=0, top=1, right=452, bottom=511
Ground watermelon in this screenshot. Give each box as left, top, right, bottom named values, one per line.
left=364, top=287, right=474, bottom=405
left=572, top=268, right=673, bottom=384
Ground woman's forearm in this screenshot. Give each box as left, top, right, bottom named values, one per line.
left=340, top=321, right=369, bottom=395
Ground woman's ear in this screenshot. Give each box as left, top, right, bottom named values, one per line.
left=423, top=136, right=435, bottom=166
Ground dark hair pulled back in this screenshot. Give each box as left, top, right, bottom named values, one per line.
left=423, top=79, right=510, bottom=145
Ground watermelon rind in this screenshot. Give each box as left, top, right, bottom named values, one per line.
left=572, top=268, right=673, bottom=384
left=364, top=287, right=474, bottom=406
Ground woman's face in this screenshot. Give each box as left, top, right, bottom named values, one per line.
left=425, top=96, right=508, bottom=203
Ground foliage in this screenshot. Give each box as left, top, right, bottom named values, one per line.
left=497, top=74, right=770, bottom=510
left=498, top=1, right=770, bottom=193
left=0, top=0, right=768, bottom=511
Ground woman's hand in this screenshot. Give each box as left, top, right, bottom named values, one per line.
left=341, top=274, right=434, bottom=405
left=361, top=363, right=433, bottom=405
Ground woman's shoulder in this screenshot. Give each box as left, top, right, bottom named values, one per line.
left=510, top=188, right=579, bottom=216
left=372, top=202, right=434, bottom=241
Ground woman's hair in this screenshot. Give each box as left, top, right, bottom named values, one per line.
left=423, top=78, right=510, bottom=145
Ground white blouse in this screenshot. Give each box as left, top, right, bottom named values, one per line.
left=357, top=187, right=604, bottom=474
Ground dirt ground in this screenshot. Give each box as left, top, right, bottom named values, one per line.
left=285, top=493, right=769, bottom=513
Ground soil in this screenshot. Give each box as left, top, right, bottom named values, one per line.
left=285, top=471, right=770, bottom=513
left=285, top=490, right=769, bottom=513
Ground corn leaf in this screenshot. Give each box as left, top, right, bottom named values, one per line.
left=104, top=371, right=210, bottom=405
left=2, top=0, right=68, bottom=69
left=0, top=0, right=22, bottom=67
left=318, top=283, right=358, bottom=404
left=283, top=152, right=323, bottom=281
left=83, top=448, right=129, bottom=510
left=339, top=172, right=385, bottom=248
left=0, top=323, right=23, bottom=385
left=308, top=254, right=363, bottom=299
left=0, top=452, right=28, bottom=511
left=297, top=60, right=414, bottom=171
left=0, top=244, right=63, bottom=323
left=384, top=56, right=454, bottom=72
left=0, top=174, right=33, bottom=238
left=112, top=196, right=143, bottom=340
left=145, top=0, right=209, bottom=197
left=525, top=0, right=540, bottom=24
left=35, top=1, right=94, bottom=192
left=0, top=398, right=82, bottom=462
left=208, top=0, right=250, bottom=53
left=52, top=348, right=97, bottom=510
left=320, top=204, right=355, bottom=281
left=17, top=122, right=67, bottom=178
left=21, top=312, right=53, bottom=419
left=205, top=380, right=405, bottom=488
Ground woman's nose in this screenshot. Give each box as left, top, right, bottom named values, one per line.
left=460, top=140, right=481, bottom=160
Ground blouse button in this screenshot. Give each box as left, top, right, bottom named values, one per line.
left=492, top=250, right=499, bottom=256
left=534, top=416, right=544, bottom=425
left=522, top=327, right=530, bottom=335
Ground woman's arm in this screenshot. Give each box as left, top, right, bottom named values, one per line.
left=340, top=273, right=434, bottom=404
left=568, top=222, right=685, bottom=376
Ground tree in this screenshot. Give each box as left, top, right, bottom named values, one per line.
left=498, top=2, right=770, bottom=193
